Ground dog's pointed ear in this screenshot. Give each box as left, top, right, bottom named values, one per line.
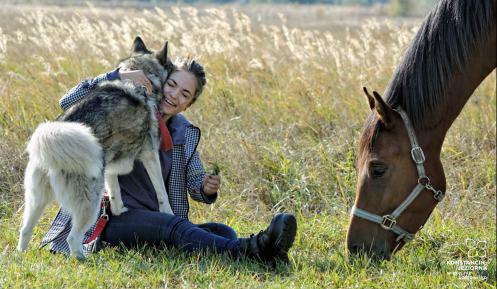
left=156, top=41, right=169, bottom=66
left=371, top=91, right=394, bottom=129
left=156, top=40, right=175, bottom=73
left=132, top=36, right=151, bottom=54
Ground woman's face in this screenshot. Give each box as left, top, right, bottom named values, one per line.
left=160, top=70, right=197, bottom=116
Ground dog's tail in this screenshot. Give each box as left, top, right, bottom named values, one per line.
left=27, top=121, right=103, bottom=177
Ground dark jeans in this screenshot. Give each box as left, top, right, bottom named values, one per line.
left=101, top=209, right=240, bottom=256
left=197, top=222, right=238, bottom=240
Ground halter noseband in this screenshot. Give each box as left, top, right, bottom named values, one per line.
left=351, top=108, right=445, bottom=243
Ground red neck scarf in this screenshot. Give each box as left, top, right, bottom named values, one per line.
left=156, top=111, right=173, bottom=151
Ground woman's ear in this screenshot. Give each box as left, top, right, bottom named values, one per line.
left=186, top=100, right=195, bottom=109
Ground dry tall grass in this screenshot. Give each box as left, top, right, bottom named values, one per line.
left=1, top=4, right=494, bottom=222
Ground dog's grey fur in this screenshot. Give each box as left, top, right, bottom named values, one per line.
left=17, top=37, right=174, bottom=259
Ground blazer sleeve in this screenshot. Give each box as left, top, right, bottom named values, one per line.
left=186, top=151, right=218, bottom=204
left=59, top=68, right=120, bottom=110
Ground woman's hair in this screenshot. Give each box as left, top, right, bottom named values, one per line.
left=174, top=58, right=206, bottom=104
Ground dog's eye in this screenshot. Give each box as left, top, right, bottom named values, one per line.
left=369, top=162, right=387, bottom=178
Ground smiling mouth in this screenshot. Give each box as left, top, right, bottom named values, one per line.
left=164, top=98, right=176, bottom=107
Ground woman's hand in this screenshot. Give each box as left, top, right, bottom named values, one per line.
left=119, top=69, right=153, bottom=94
left=202, top=175, right=221, bottom=196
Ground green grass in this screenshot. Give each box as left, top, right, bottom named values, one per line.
left=1, top=212, right=495, bottom=288
left=0, top=4, right=495, bottom=288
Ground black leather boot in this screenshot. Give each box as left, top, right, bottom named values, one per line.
left=238, top=213, right=297, bottom=264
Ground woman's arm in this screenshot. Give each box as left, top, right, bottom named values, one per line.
left=186, top=151, right=218, bottom=204
left=59, top=69, right=120, bottom=110
left=59, top=69, right=153, bottom=111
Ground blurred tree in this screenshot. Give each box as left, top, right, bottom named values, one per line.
left=388, top=0, right=413, bottom=16
left=388, top=0, right=439, bottom=16
left=8, top=0, right=437, bottom=9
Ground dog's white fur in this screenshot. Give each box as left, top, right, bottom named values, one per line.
left=17, top=121, right=173, bottom=259
left=17, top=122, right=104, bottom=259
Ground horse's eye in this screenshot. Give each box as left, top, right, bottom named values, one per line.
left=369, top=162, right=387, bottom=178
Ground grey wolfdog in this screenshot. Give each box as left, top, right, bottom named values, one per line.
left=17, top=37, right=174, bottom=259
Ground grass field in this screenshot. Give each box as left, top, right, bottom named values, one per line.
left=0, top=3, right=495, bottom=288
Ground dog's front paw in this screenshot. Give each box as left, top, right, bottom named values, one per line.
left=110, top=200, right=128, bottom=216
left=111, top=205, right=128, bottom=216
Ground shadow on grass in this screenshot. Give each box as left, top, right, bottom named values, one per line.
left=85, top=242, right=295, bottom=278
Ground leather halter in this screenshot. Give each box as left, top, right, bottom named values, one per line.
left=351, top=108, right=445, bottom=243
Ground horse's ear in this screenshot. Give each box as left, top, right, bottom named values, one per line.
left=363, top=87, right=392, bottom=127
left=156, top=41, right=169, bottom=66
left=372, top=91, right=393, bottom=129
left=363, top=87, right=375, bottom=110
left=132, top=36, right=151, bottom=54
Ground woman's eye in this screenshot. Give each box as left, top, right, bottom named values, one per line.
left=370, top=163, right=387, bottom=178
left=166, top=81, right=175, bottom=87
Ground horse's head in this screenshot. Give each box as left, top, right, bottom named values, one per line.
left=346, top=87, right=446, bottom=259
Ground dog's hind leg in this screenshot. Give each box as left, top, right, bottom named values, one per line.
left=66, top=198, right=100, bottom=260
left=140, top=150, right=173, bottom=215
left=18, top=161, right=53, bottom=252
left=51, top=172, right=103, bottom=260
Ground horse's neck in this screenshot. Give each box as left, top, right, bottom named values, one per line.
left=423, top=23, right=496, bottom=149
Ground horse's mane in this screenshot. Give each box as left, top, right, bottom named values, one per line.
left=383, top=0, right=495, bottom=128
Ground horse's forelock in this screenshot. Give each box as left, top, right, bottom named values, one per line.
left=358, top=113, right=382, bottom=158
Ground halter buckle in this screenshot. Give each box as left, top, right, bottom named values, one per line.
left=418, top=176, right=431, bottom=186
left=411, top=146, right=425, bottom=164
left=380, top=215, right=396, bottom=230
left=425, top=183, right=445, bottom=202
left=433, top=190, right=445, bottom=202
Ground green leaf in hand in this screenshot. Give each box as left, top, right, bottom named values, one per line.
left=210, top=162, right=221, bottom=175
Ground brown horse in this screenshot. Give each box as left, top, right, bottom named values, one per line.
left=346, top=0, right=496, bottom=259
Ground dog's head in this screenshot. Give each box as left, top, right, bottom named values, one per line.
left=118, top=36, right=175, bottom=101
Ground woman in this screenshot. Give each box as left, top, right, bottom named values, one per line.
left=41, top=58, right=297, bottom=264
